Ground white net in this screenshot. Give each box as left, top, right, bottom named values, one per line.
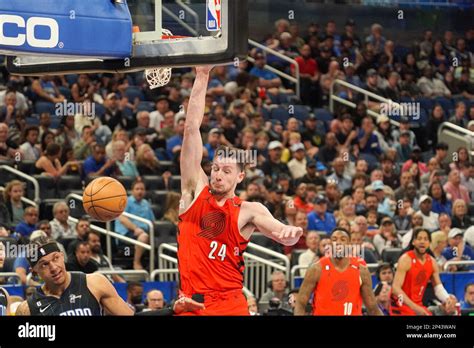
left=145, top=29, right=174, bottom=89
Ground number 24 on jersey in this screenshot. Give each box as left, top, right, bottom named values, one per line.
left=208, top=241, right=239, bottom=261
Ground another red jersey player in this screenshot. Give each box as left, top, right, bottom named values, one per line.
left=392, top=228, right=457, bottom=316
left=295, top=228, right=382, bottom=316
left=177, top=66, right=303, bottom=316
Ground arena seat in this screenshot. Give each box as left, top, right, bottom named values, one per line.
left=434, top=97, right=454, bottom=115
left=143, top=176, right=165, bottom=190
left=33, top=175, right=58, bottom=200
left=125, top=86, right=145, bottom=102
left=25, top=116, right=40, bottom=126
left=415, top=97, right=434, bottom=111
left=57, top=176, right=84, bottom=197
left=270, top=106, right=291, bottom=123
left=39, top=199, right=61, bottom=221
left=65, top=74, right=78, bottom=86
left=0, top=161, right=16, bottom=184
left=137, top=101, right=155, bottom=112
left=149, top=190, right=168, bottom=206
left=116, top=176, right=134, bottom=191
left=35, top=101, right=56, bottom=115
left=94, top=103, right=106, bottom=117
left=293, top=105, right=311, bottom=121
left=151, top=204, right=164, bottom=219
left=16, top=161, right=39, bottom=176
left=170, top=176, right=181, bottom=191
left=58, top=86, right=72, bottom=100
left=314, top=108, right=334, bottom=122
left=158, top=161, right=174, bottom=173
left=381, top=248, right=403, bottom=265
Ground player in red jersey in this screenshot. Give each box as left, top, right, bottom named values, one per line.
left=295, top=228, right=382, bottom=316
left=177, top=66, right=303, bottom=316
left=392, top=228, right=457, bottom=316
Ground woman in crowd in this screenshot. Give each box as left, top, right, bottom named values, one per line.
left=429, top=182, right=452, bottom=216
left=334, top=196, right=357, bottom=223
left=373, top=217, right=403, bottom=255
left=451, top=199, right=470, bottom=229
left=2, top=180, right=27, bottom=228
left=430, top=231, right=448, bottom=269
left=163, top=192, right=181, bottom=226
left=35, top=143, right=79, bottom=179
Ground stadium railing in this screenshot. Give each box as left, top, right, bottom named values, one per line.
left=438, top=122, right=474, bottom=159
left=151, top=268, right=178, bottom=282
left=248, top=39, right=301, bottom=99
left=65, top=193, right=156, bottom=272
left=157, top=242, right=290, bottom=299
left=330, top=79, right=401, bottom=128
left=290, top=263, right=380, bottom=287
left=443, top=260, right=474, bottom=271
left=0, top=165, right=40, bottom=204
left=98, top=270, right=150, bottom=282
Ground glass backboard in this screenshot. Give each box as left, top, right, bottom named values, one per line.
left=4, top=0, right=248, bottom=75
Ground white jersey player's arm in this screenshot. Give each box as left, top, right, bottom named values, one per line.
left=180, top=66, right=213, bottom=212
left=242, top=201, right=303, bottom=246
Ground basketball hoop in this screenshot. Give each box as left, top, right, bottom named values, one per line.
left=145, top=29, right=186, bottom=89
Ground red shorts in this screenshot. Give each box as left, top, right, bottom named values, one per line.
left=177, top=289, right=249, bottom=316
left=392, top=303, right=432, bottom=316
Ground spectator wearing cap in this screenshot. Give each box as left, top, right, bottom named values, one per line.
left=448, top=102, right=468, bottom=128
left=371, top=180, right=395, bottom=218
left=401, top=146, right=428, bottom=176
left=444, top=170, right=470, bottom=205
left=394, top=130, right=413, bottom=163
left=442, top=228, right=474, bottom=271
left=204, top=128, right=223, bottom=160
left=307, top=195, right=336, bottom=234
left=417, top=195, right=439, bottom=231
left=264, top=185, right=286, bottom=221
left=297, top=160, right=327, bottom=189
left=357, top=117, right=382, bottom=167
left=287, top=143, right=307, bottom=180
left=249, top=53, right=282, bottom=92
left=451, top=199, right=470, bottom=229
left=391, top=118, right=416, bottom=147
left=298, top=231, right=320, bottom=277
left=261, top=141, right=290, bottom=182
left=373, top=217, right=402, bottom=255
left=374, top=114, right=394, bottom=154
left=292, top=183, right=314, bottom=214
left=381, top=155, right=400, bottom=190
left=336, top=114, right=358, bottom=149
left=301, top=115, right=324, bottom=152
left=326, top=157, right=352, bottom=193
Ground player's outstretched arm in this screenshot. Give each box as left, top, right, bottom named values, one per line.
left=359, top=265, right=383, bottom=316
left=87, top=273, right=134, bottom=316
left=180, top=66, right=213, bottom=205
left=244, top=202, right=303, bottom=246
left=295, top=262, right=321, bottom=315
left=15, top=301, right=31, bottom=316
left=392, top=254, right=429, bottom=316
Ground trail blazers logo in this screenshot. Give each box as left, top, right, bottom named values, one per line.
left=198, top=211, right=226, bottom=239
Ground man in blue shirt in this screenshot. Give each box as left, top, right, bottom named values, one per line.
left=307, top=195, right=336, bottom=234
left=83, top=144, right=118, bottom=178
left=166, top=117, right=185, bottom=160
left=115, top=180, right=156, bottom=270
left=204, top=128, right=222, bottom=160
left=15, top=207, right=39, bottom=238
left=249, top=53, right=282, bottom=91
left=442, top=228, right=474, bottom=271
left=461, top=283, right=474, bottom=309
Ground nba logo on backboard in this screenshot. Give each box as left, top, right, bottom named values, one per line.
left=206, top=0, right=222, bottom=31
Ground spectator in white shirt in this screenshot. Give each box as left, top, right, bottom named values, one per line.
left=50, top=201, right=77, bottom=240
left=288, top=143, right=307, bottom=180
left=417, top=66, right=451, bottom=98
left=19, top=126, right=41, bottom=161
left=298, top=231, right=320, bottom=277
left=417, top=195, right=439, bottom=231
left=149, top=95, right=170, bottom=131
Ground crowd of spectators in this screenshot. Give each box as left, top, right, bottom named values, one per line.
left=0, top=18, right=473, bottom=314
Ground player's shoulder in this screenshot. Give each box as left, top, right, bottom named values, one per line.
left=397, top=251, right=413, bottom=268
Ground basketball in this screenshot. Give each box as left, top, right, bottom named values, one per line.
left=82, top=177, right=128, bottom=222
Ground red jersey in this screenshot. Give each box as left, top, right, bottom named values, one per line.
left=177, top=186, right=249, bottom=296
left=313, top=257, right=365, bottom=316
left=394, top=250, right=433, bottom=316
